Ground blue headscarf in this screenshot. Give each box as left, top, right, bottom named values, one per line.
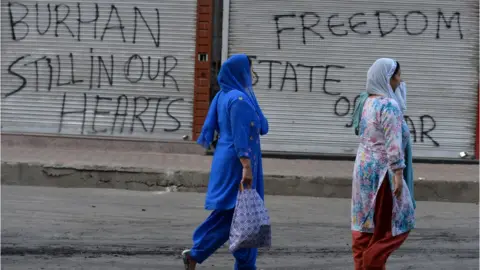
left=197, top=54, right=264, bottom=149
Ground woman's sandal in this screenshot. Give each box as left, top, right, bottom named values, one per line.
left=182, top=249, right=196, bottom=270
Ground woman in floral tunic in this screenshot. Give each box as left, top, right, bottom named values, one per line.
left=351, top=58, right=415, bottom=270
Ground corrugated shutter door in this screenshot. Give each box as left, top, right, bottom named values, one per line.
left=1, top=0, right=196, bottom=140
left=228, top=0, right=479, bottom=158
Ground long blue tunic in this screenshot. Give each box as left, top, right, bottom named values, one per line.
left=196, top=54, right=269, bottom=211
left=191, top=54, right=268, bottom=269
left=205, top=89, right=266, bottom=210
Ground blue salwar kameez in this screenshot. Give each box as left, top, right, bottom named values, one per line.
left=188, top=54, right=268, bottom=269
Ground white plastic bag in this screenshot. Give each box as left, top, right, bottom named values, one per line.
left=228, top=187, right=271, bottom=253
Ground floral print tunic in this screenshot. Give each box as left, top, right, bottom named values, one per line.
left=351, top=97, right=415, bottom=236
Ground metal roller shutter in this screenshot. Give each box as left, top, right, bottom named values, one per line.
left=1, top=0, right=196, bottom=140
left=227, top=0, right=479, bottom=159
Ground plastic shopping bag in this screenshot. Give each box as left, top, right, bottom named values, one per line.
left=228, top=186, right=271, bottom=253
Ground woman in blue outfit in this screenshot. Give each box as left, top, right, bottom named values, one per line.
left=182, top=54, right=269, bottom=270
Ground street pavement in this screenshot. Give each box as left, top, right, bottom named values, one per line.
left=1, top=185, right=479, bottom=270
left=2, top=144, right=479, bottom=203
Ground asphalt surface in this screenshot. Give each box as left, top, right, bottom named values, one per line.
left=1, top=185, right=479, bottom=270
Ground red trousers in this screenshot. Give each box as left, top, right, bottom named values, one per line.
left=352, top=176, right=409, bottom=270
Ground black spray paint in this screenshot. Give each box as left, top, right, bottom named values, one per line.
left=273, top=9, right=464, bottom=48
left=8, top=2, right=161, bottom=46
left=5, top=2, right=184, bottom=135
left=250, top=55, right=441, bottom=147
left=59, top=93, right=184, bottom=134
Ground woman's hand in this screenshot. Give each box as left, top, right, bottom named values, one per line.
left=393, top=170, right=403, bottom=199
left=240, top=158, right=253, bottom=188
left=242, top=166, right=253, bottom=187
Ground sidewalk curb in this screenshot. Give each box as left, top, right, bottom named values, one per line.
left=1, top=161, right=478, bottom=203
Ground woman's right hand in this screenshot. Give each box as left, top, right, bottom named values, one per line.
left=239, top=158, right=253, bottom=188
left=242, top=166, right=253, bottom=188
left=393, top=170, right=403, bottom=199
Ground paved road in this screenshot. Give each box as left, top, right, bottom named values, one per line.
left=1, top=186, right=478, bottom=270
left=4, top=145, right=479, bottom=203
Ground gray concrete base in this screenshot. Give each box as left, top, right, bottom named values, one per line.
left=1, top=133, right=205, bottom=155
left=2, top=161, right=478, bottom=203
